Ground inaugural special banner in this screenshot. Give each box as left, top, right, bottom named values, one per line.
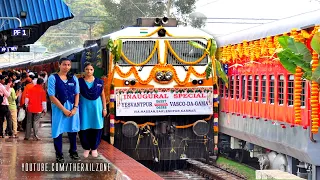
left=115, top=87, right=213, bottom=116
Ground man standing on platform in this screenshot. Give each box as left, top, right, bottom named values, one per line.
left=24, top=78, right=47, bottom=140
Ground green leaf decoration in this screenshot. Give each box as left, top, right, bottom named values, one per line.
left=303, top=71, right=312, bottom=80
left=286, top=36, right=312, bottom=63
left=215, top=60, right=229, bottom=86
left=116, top=39, right=123, bottom=63
left=278, top=36, right=290, bottom=49
left=311, top=66, right=320, bottom=84
left=277, top=50, right=297, bottom=74
left=311, top=32, right=320, bottom=54
left=107, top=39, right=114, bottom=50
left=205, top=61, right=212, bottom=80
left=279, top=49, right=311, bottom=72
left=210, top=39, right=217, bottom=56
left=188, top=41, right=205, bottom=50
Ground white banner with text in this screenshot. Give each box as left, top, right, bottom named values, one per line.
left=115, top=87, right=213, bottom=116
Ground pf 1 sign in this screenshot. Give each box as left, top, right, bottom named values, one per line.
left=11, top=29, right=30, bottom=37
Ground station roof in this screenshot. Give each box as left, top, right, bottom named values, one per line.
left=0, top=0, right=73, bottom=46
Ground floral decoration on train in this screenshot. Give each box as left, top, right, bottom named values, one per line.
left=115, top=87, right=213, bottom=94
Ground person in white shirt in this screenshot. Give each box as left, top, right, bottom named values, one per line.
left=0, top=75, right=13, bottom=138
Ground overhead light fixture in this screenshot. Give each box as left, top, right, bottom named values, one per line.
left=20, top=11, right=27, bottom=19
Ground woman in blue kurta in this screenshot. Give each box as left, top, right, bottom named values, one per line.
left=47, top=58, right=80, bottom=163
left=79, top=62, right=107, bottom=158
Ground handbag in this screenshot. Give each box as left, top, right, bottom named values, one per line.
left=18, top=108, right=26, bottom=122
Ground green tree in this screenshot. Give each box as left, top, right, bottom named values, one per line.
left=38, top=0, right=108, bottom=52
left=101, top=0, right=206, bottom=33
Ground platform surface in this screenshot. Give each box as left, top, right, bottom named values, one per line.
left=0, top=113, right=163, bottom=180
left=256, top=170, right=305, bottom=179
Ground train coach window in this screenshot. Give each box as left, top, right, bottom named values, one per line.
left=236, top=76, right=240, bottom=99
left=248, top=75, right=252, bottom=101
left=287, top=75, right=294, bottom=106
left=230, top=76, right=234, bottom=99
left=219, top=79, right=224, bottom=97
left=261, top=75, right=266, bottom=103
left=241, top=75, right=246, bottom=100
left=254, top=76, right=259, bottom=102
left=278, top=75, right=284, bottom=105
left=301, top=80, right=306, bottom=107
left=269, top=75, right=275, bottom=104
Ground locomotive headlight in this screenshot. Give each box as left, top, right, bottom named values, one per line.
left=156, top=71, right=164, bottom=81
left=165, top=71, right=173, bottom=81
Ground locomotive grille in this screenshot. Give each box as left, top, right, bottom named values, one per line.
left=119, top=40, right=158, bottom=65
left=167, top=40, right=208, bottom=65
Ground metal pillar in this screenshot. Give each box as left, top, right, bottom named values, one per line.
left=0, top=17, right=22, bottom=27
left=312, top=165, right=320, bottom=180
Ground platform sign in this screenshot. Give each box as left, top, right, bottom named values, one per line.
left=115, top=87, right=214, bottom=116
left=0, top=46, right=18, bottom=52
left=0, top=46, right=30, bottom=52
left=11, top=28, right=30, bottom=37
left=223, top=64, right=228, bottom=74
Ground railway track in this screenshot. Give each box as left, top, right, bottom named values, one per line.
left=157, top=159, right=246, bottom=180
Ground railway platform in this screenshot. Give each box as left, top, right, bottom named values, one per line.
left=0, top=113, right=163, bottom=180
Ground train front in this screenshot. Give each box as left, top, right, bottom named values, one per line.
left=100, top=17, right=219, bottom=162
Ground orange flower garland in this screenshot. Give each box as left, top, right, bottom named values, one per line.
left=311, top=51, right=319, bottom=134
left=114, top=64, right=207, bottom=86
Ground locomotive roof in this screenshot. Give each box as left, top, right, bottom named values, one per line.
left=98, top=26, right=214, bottom=47
left=216, top=9, right=320, bottom=47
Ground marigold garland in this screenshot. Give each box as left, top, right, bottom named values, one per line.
left=219, top=27, right=319, bottom=63
left=114, top=64, right=207, bottom=86
left=311, top=51, right=319, bottom=134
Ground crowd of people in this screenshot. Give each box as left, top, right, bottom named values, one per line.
left=0, top=70, right=48, bottom=139
left=0, top=58, right=107, bottom=163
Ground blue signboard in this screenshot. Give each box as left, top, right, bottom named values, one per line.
left=0, top=46, right=30, bottom=52
left=0, top=46, right=18, bottom=52
left=11, top=29, right=30, bottom=37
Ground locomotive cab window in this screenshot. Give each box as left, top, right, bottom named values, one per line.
left=278, top=75, right=284, bottom=105
left=248, top=75, right=252, bottom=101
left=254, top=75, right=259, bottom=102
left=167, top=40, right=208, bottom=65
left=241, top=75, right=246, bottom=100
left=269, top=75, right=275, bottom=104
left=230, top=76, right=234, bottom=99
left=119, top=40, right=158, bottom=66
left=287, top=75, right=294, bottom=106
left=261, top=75, right=266, bottom=103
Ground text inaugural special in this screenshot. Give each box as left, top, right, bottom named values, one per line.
left=115, top=87, right=214, bottom=116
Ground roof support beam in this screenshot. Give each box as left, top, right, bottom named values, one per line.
left=0, top=17, right=22, bottom=28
